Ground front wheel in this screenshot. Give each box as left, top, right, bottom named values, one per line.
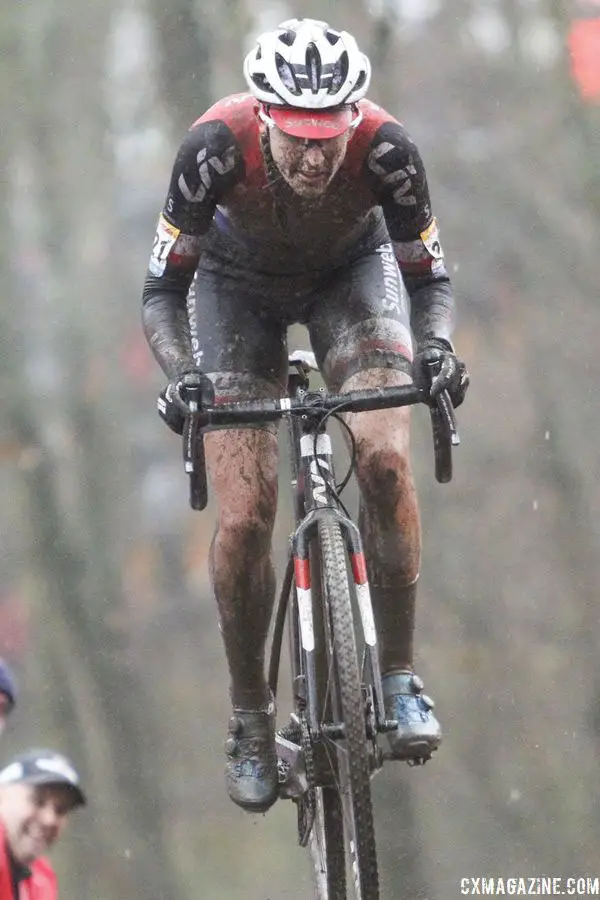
left=314, top=521, right=379, bottom=900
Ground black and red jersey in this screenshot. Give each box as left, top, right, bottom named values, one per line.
left=145, top=92, right=448, bottom=283
left=142, top=92, right=456, bottom=382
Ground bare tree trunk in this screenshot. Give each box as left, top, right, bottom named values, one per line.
left=6, top=1, right=184, bottom=895
left=146, top=0, right=213, bottom=135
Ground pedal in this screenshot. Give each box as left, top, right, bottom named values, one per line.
left=382, top=742, right=436, bottom=765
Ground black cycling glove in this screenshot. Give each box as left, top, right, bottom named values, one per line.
left=412, top=339, right=470, bottom=408
left=157, top=368, right=212, bottom=435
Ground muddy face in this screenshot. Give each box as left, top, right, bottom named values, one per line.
left=268, top=126, right=351, bottom=197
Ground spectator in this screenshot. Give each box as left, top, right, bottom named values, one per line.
left=0, top=663, right=16, bottom=737
left=0, top=749, right=86, bottom=899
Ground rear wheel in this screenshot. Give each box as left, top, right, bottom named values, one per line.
left=312, top=521, right=379, bottom=900
left=308, top=785, right=346, bottom=899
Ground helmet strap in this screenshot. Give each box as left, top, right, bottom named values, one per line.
left=258, top=104, right=277, bottom=129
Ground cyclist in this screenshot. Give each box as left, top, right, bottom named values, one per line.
left=142, top=18, right=469, bottom=813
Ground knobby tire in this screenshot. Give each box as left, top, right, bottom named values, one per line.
left=311, top=521, right=379, bottom=900
left=308, top=785, right=345, bottom=899
left=305, top=544, right=346, bottom=900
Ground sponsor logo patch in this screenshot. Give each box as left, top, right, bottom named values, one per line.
left=178, top=145, right=236, bottom=203
left=368, top=142, right=417, bottom=206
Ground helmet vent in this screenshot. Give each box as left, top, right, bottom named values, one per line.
left=329, top=51, right=349, bottom=93
left=252, top=73, right=273, bottom=93
left=279, top=30, right=296, bottom=47
left=305, top=42, right=321, bottom=93
left=275, top=52, right=302, bottom=95
left=353, top=69, right=367, bottom=92
left=324, top=29, right=341, bottom=46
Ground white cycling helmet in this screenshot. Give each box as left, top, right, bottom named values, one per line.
left=244, top=18, right=371, bottom=118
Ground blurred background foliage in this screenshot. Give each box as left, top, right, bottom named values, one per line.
left=1, top=0, right=600, bottom=897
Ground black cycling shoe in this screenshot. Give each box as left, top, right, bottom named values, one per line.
left=382, top=670, right=441, bottom=764
left=225, top=700, right=279, bottom=813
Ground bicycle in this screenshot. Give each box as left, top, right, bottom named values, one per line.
left=178, top=351, right=459, bottom=900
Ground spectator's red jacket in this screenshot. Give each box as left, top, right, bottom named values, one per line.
left=0, top=823, right=57, bottom=900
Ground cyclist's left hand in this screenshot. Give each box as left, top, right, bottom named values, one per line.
left=413, top=340, right=470, bottom=408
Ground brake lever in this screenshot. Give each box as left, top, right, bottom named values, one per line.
left=424, top=357, right=460, bottom=446
left=435, top=389, right=460, bottom=447
left=179, top=373, right=214, bottom=511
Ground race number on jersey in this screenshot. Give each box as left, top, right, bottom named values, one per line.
left=149, top=214, right=181, bottom=276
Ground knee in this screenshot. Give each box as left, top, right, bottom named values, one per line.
left=357, top=444, right=413, bottom=503
left=217, top=504, right=277, bottom=558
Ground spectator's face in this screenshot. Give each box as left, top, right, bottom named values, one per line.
left=0, top=783, right=75, bottom=864
left=268, top=126, right=350, bottom=197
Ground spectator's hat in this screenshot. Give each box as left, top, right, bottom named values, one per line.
left=0, top=749, right=86, bottom=806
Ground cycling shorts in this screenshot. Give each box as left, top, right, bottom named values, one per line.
left=188, top=242, right=413, bottom=426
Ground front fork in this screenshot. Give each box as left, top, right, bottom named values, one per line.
left=290, top=422, right=397, bottom=743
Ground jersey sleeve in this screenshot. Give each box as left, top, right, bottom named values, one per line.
left=145, top=119, right=245, bottom=290
left=363, top=120, right=449, bottom=284
left=141, top=118, right=245, bottom=379
left=361, top=117, right=455, bottom=346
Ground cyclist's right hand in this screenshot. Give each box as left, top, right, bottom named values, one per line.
left=157, top=368, right=212, bottom=435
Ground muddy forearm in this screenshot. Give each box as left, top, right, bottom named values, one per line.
left=406, top=277, right=455, bottom=349
left=142, top=289, right=195, bottom=380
